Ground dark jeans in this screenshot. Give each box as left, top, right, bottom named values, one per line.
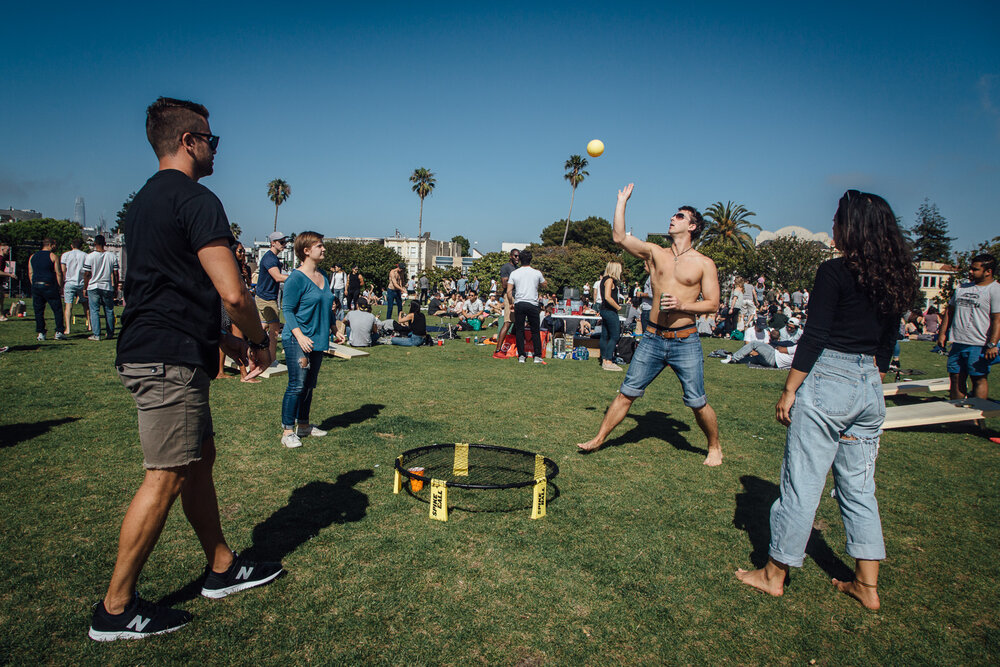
left=385, top=289, right=403, bottom=321
left=600, top=308, right=621, bottom=362
left=32, top=283, right=64, bottom=334
left=346, top=288, right=361, bottom=310
left=281, top=335, right=324, bottom=428
left=513, top=301, right=542, bottom=358
left=88, top=288, right=115, bottom=337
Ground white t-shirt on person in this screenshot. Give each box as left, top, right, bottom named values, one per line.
left=509, top=266, right=545, bottom=304
left=61, top=248, right=88, bottom=285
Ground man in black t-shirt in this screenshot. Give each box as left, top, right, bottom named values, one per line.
left=88, top=98, right=281, bottom=642
left=492, top=248, right=520, bottom=359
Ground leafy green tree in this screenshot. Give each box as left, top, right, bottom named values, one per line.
left=451, top=235, right=470, bottom=257
left=561, top=155, right=589, bottom=246
left=423, top=265, right=462, bottom=292
left=750, top=236, right=831, bottom=292
left=540, top=216, right=616, bottom=252
left=230, top=222, right=243, bottom=243
left=0, top=218, right=85, bottom=287
left=319, top=241, right=404, bottom=291
left=911, top=199, right=954, bottom=262
left=267, top=179, right=291, bottom=232
left=410, top=167, right=436, bottom=270
left=528, top=243, right=616, bottom=296
left=700, top=201, right=760, bottom=251
left=113, top=191, right=136, bottom=234
left=465, top=251, right=510, bottom=294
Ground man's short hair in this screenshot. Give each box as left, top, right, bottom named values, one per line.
left=94, top=235, right=106, bottom=246
left=679, top=206, right=704, bottom=241
left=294, top=231, right=323, bottom=262
left=42, top=237, right=56, bottom=248
left=971, top=253, right=997, bottom=275
left=71, top=238, right=83, bottom=249
left=519, top=250, right=532, bottom=266
left=146, top=97, right=210, bottom=159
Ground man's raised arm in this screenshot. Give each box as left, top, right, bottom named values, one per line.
left=613, top=183, right=654, bottom=261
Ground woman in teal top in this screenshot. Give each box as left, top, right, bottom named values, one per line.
left=280, top=232, right=335, bottom=449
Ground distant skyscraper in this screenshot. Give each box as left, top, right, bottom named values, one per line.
left=74, top=197, right=86, bottom=226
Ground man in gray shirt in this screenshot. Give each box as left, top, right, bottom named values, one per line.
left=939, top=253, right=1000, bottom=400
left=343, top=297, right=379, bottom=347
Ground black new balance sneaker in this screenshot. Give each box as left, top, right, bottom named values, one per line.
left=200, top=551, right=284, bottom=599
left=88, top=594, right=192, bottom=641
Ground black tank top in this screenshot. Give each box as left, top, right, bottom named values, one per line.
left=30, top=251, right=57, bottom=284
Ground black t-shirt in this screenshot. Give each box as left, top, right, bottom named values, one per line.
left=116, top=169, right=235, bottom=373
left=410, top=312, right=427, bottom=337
left=428, top=297, right=443, bottom=312
left=347, top=272, right=361, bottom=291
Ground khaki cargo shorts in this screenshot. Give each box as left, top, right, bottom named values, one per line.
left=255, top=296, right=281, bottom=325
left=118, top=363, right=213, bottom=469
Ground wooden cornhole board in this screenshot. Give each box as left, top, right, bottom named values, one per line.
left=882, top=397, right=1000, bottom=430
left=882, top=377, right=950, bottom=397
left=325, top=343, right=370, bottom=360
left=224, top=359, right=287, bottom=377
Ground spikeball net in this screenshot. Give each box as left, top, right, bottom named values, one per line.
left=393, top=443, right=559, bottom=521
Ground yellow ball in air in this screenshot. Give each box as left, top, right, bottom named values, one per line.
left=586, top=139, right=604, bottom=157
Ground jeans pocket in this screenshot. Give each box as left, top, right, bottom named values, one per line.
left=811, top=371, right=859, bottom=417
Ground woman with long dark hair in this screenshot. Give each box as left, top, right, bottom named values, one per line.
left=391, top=299, right=427, bottom=346
left=736, top=190, right=917, bottom=610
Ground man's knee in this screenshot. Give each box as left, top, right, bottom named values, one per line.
left=142, top=467, right=188, bottom=498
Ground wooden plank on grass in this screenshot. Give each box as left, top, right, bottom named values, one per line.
left=883, top=397, right=1000, bottom=430
left=224, top=360, right=287, bottom=377
left=882, top=377, right=950, bottom=397
left=325, top=343, right=370, bottom=359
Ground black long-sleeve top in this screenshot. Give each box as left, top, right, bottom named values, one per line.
left=791, top=257, right=898, bottom=374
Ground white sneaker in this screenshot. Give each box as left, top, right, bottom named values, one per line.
left=281, top=433, right=303, bottom=448
left=720, top=355, right=733, bottom=364
left=54, top=332, right=67, bottom=340
left=37, top=333, right=46, bottom=341
left=534, top=357, right=543, bottom=364
left=296, top=424, right=327, bottom=437
left=518, top=356, right=526, bottom=363
left=88, top=335, right=101, bottom=341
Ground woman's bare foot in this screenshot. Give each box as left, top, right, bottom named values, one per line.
left=214, top=372, right=230, bottom=379
left=703, top=447, right=723, bottom=466
left=735, top=567, right=784, bottom=596
left=240, top=376, right=262, bottom=384
left=576, top=437, right=604, bottom=454
left=832, top=578, right=880, bottom=610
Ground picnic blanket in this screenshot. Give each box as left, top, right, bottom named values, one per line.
left=495, top=331, right=551, bottom=358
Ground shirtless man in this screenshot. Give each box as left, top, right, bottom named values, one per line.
left=577, top=183, right=723, bottom=466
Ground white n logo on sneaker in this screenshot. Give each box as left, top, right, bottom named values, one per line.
left=127, top=615, right=151, bottom=632
left=236, top=566, right=254, bottom=580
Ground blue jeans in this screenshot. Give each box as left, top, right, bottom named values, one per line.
left=731, top=340, right=776, bottom=366
left=620, top=331, right=706, bottom=408
left=599, top=308, right=621, bottom=362
left=769, top=350, right=886, bottom=567
left=281, top=335, right=325, bottom=429
left=385, top=289, right=403, bottom=322
left=88, top=288, right=115, bottom=337
left=32, top=283, right=64, bottom=334
left=332, top=287, right=344, bottom=309
left=391, top=332, right=423, bottom=346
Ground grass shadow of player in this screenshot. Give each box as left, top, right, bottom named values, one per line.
left=0, top=416, right=79, bottom=448
left=733, top=475, right=853, bottom=580
left=317, top=403, right=385, bottom=431
left=157, top=470, right=373, bottom=608
left=596, top=410, right=703, bottom=456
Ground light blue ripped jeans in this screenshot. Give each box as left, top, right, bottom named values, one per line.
left=769, top=349, right=886, bottom=567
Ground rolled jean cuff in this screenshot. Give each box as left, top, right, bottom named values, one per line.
left=768, top=547, right=806, bottom=569
left=845, top=541, right=886, bottom=562
left=683, top=393, right=707, bottom=409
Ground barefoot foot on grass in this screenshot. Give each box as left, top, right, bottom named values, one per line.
left=735, top=568, right=784, bottom=596
left=832, top=578, right=880, bottom=610
left=576, top=438, right=604, bottom=454
left=703, top=448, right=723, bottom=466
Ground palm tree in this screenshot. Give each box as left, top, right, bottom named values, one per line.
left=267, top=179, right=291, bottom=232
left=700, top=201, right=761, bottom=251
left=409, top=167, right=436, bottom=272
left=561, top=155, right=589, bottom=246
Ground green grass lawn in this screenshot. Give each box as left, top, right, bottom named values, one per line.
left=1, top=308, right=998, bottom=665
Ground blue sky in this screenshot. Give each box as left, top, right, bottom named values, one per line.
left=3, top=1, right=998, bottom=255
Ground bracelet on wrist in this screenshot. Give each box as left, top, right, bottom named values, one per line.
left=247, top=335, right=269, bottom=351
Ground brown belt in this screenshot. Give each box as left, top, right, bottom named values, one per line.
left=645, top=325, right=697, bottom=340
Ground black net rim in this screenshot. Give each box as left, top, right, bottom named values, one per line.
left=395, top=443, right=559, bottom=490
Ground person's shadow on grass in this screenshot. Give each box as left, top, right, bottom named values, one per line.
left=594, top=410, right=704, bottom=457
left=157, top=470, right=373, bottom=607
left=0, top=417, right=79, bottom=448
left=733, top=474, right=853, bottom=580
left=317, top=403, right=384, bottom=431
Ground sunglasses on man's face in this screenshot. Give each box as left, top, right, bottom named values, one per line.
left=189, top=132, right=220, bottom=151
